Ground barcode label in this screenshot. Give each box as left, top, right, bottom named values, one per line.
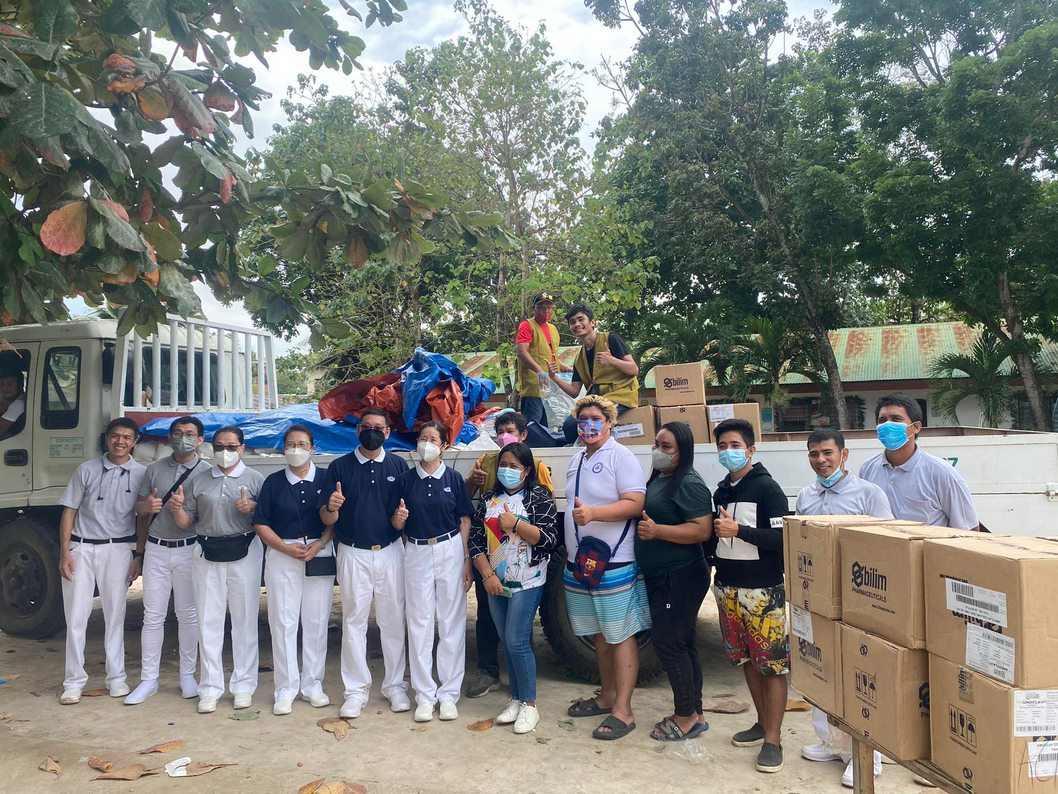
left=612, top=423, right=645, bottom=438
left=945, top=578, right=1008, bottom=627
left=790, top=606, right=814, bottom=644
left=1028, top=741, right=1058, bottom=779
left=1015, top=691, right=1058, bottom=736
left=965, top=624, right=1015, bottom=684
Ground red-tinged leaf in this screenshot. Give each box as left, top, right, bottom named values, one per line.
left=139, top=189, right=154, bottom=223
left=203, top=82, right=237, bottom=112
left=181, top=41, right=198, bottom=62
left=39, top=757, right=62, bottom=777
left=88, top=757, right=113, bottom=772
left=108, top=76, right=146, bottom=94
left=344, top=234, right=369, bottom=267
left=298, top=779, right=325, bottom=794
left=93, top=763, right=160, bottom=781
left=101, top=261, right=139, bottom=285
left=467, top=719, right=494, bottom=732
left=100, top=200, right=130, bottom=222
left=138, top=739, right=183, bottom=754
left=162, top=76, right=215, bottom=139
left=183, top=761, right=237, bottom=777
left=40, top=200, right=88, bottom=256
left=220, top=171, right=235, bottom=204
left=103, top=53, right=136, bottom=71
left=0, top=24, right=29, bottom=38
left=137, top=87, right=171, bottom=122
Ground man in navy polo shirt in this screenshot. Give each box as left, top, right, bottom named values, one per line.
left=319, top=408, right=411, bottom=719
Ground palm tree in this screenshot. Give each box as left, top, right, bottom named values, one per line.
left=634, top=306, right=731, bottom=386
left=928, top=333, right=1016, bottom=428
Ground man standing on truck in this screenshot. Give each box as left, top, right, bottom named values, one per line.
left=58, top=417, right=145, bottom=705
left=124, top=416, right=212, bottom=705
left=514, top=292, right=561, bottom=426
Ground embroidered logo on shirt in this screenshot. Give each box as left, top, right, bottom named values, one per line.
left=387, top=476, right=396, bottom=482
left=443, top=486, right=452, bottom=492
left=592, top=462, right=604, bottom=474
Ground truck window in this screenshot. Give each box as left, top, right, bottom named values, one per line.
left=0, top=348, right=29, bottom=440
left=41, top=347, right=81, bottom=430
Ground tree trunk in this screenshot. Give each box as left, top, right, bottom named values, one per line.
left=996, top=270, right=1050, bottom=431
left=814, top=328, right=849, bottom=429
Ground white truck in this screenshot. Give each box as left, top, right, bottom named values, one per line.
left=1, top=316, right=1056, bottom=681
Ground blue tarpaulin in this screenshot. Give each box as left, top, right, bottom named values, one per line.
left=394, top=348, right=495, bottom=445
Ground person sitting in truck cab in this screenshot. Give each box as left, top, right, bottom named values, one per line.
left=0, top=369, right=26, bottom=439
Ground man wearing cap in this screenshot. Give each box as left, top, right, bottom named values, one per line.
left=514, top=292, right=561, bottom=426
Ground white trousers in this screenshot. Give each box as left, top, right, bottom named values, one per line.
left=337, top=541, right=408, bottom=705
left=812, top=706, right=883, bottom=774
left=192, top=537, right=263, bottom=700
left=404, top=536, right=466, bottom=706
left=62, top=541, right=131, bottom=690
left=264, top=540, right=333, bottom=703
left=139, top=541, right=197, bottom=681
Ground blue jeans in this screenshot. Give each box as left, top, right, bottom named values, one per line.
left=488, top=585, right=545, bottom=702
left=520, top=396, right=546, bottom=425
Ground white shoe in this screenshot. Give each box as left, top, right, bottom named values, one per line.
left=414, top=702, right=434, bottom=723
left=339, top=699, right=363, bottom=719
left=59, top=688, right=82, bottom=705
left=513, top=704, right=539, bottom=734
left=306, top=692, right=330, bottom=708
left=179, top=675, right=199, bottom=699
left=197, top=697, right=218, bottom=714
left=108, top=681, right=131, bottom=698
left=496, top=699, right=521, bottom=725
left=233, top=693, right=252, bottom=710
left=842, top=760, right=882, bottom=789
left=124, top=680, right=158, bottom=705
left=389, top=694, right=412, bottom=713
left=272, top=700, right=293, bottom=716
left=438, top=699, right=458, bottom=721
left=802, top=742, right=842, bottom=762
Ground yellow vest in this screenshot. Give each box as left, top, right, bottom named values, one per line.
left=573, top=331, right=639, bottom=409
left=516, top=318, right=559, bottom=398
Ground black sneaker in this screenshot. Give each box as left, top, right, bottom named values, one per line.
left=465, top=671, right=501, bottom=698
left=756, top=742, right=784, bottom=773
left=731, top=722, right=765, bottom=747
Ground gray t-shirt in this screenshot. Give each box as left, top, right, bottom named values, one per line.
left=138, top=454, right=213, bottom=540
left=61, top=455, right=145, bottom=540
left=184, top=461, right=265, bottom=538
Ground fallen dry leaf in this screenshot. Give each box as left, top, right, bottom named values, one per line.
left=39, top=757, right=62, bottom=777
left=702, top=697, right=750, bottom=714
left=183, top=761, right=236, bottom=777
left=786, top=699, right=812, bottom=712
left=229, top=709, right=260, bottom=721
left=82, top=688, right=108, bottom=697
left=88, top=757, right=113, bottom=773
left=317, top=717, right=349, bottom=740
left=94, top=764, right=161, bottom=781
left=0, top=712, right=13, bottom=720
left=466, top=719, right=494, bottom=732
left=139, top=739, right=184, bottom=754
left=557, top=719, right=576, bottom=731
left=298, top=779, right=326, bottom=794
left=410, top=726, right=427, bottom=732
left=316, top=783, right=367, bottom=794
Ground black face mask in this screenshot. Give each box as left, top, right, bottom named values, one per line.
left=359, top=427, right=385, bottom=451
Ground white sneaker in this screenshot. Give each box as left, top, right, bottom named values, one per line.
left=802, top=742, right=842, bottom=762
left=124, top=680, right=158, bottom=705
left=438, top=699, right=458, bottom=721
left=197, top=697, right=218, bottom=714
left=496, top=699, right=521, bottom=725
left=306, top=692, right=330, bottom=708
left=272, top=699, right=293, bottom=716
left=414, top=702, right=434, bottom=723
left=179, top=675, right=199, bottom=699
left=389, top=693, right=412, bottom=713
left=513, top=704, right=539, bottom=734
left=108, top=680, right=131, bottom=698
left=842, top=760, right=882, bottom=789
left=233, top=693, right=252, bottom=710
left=339, top=699, right=363, bottom=719
left=59, top=688, right=82, bottom=705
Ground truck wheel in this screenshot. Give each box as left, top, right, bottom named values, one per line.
left=0, top=518, right=66, bottom=639
left=540, top=551, right=663, bottom=685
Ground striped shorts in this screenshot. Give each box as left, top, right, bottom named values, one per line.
left=562, top=562, right=651, bottom=644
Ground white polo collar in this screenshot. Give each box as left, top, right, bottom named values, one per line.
left=212, top=460, right=247, bottom=478
left=101, top=454, right=136, bottom=472
left=285, top=461, right=317, bottom=484
left=415, top=461, right=447, bottom=480
left=355, top=447, right=387, bottom=464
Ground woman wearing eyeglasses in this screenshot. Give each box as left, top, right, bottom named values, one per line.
left=170, top=425, right=265, bottom=715
left=252, top=425, right=334, bottom=716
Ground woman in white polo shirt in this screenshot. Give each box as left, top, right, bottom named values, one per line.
left=562, top=395, right=648, bottom=741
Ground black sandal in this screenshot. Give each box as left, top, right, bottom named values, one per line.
left=592, top=714, right=636, bottom=740
left=650, top=716, right=709, bottom=741
left=568, top=697, right=612, bottom=718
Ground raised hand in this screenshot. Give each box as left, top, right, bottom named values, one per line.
left=328, top=482, right=345, bottom=512
left=168, top=485, right=185, bottom=515
left=468, top=461, right=486, bottom=487
left=498, top=501, right=518, bottom=534
left=236, top=486, right=254, bottom=515
left=147, top=487, right=162, bottom=514
left=394, top=498, right=409, bottom=526
left=571, top=497, right=594, bottom=527
left=637, top=510, right=658, bottom=540
left=715, top=506, right=739, bottom=538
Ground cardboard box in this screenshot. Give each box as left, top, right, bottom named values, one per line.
left=840, top=624, right=930, bottom=761
left=840, top=524, right=971, bottom=648
left=925, top=536, right=1058, bottom=687
left=790, top=608, right=843, bottom=716
left=657, top=405, right=709, bottom=443
left=706, top=402, right=762, bottom=444
left=930, top=653, right=1058, bottom=794
left=783, top=515, right=901, bottom=619
left=611, top=405, right=657, bottom=446
left=653, top=363, right=705, bottom=407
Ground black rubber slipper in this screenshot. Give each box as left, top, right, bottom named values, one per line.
left=593, top=714, right=636, bottom=740
left=650, top=717, right=709, bottom=741
left=568, top=697, right=612, bottom=718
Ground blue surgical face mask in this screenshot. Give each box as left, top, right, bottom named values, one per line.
left=876, top=421, right=911, bottom=451
left=497, top=466, right=525, bottom=490
left=817, top=469, right=844, bottom=489
left=718, top=449, right=748, bottom=473
left=577, top=419, right=605, bottom=440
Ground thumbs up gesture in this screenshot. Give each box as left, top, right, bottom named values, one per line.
left=147, top=487, right=162, bottom=514
left=328, top=482, right=345, bottom=513
left=715, top=506, right=739, bottom=538
left=168, top=485, right=185, bottom=515
left=498, top=501, right=518, bottom=534
left=468, top=460, right=486, bottom=487
left=236, top=486, right=254, bottom=515
left=393, top=498, right=409, bottom=528
left=637, top=510, right=658, bottom=540
left=571, top=497, right=593, bottom=527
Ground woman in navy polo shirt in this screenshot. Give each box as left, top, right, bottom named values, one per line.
left=391, top=421, right=474, bottom=724
left=252, top=425, right=335, bottom=716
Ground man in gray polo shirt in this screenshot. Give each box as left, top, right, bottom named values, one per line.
left=125, top=416, right=213, bottom=705
left=59, top=417, right=145, bottom=705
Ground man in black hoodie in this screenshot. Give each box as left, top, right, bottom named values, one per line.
left=709, top=418, right=790, bottom=774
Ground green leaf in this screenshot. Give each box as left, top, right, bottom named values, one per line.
left=265, top=296, right=288, bottom=324
left=97, top=252, right=128, bottom=274
left=31, top=0, right=79, bottom=43
left=11, top=83, right=82, bottom=138
left=126, top=0, right=168, bottom=30
left=277, top=228, right=309, bottom=260
left=86, top=215, right=106, bottom=249
left=144, top=222, right=182, bottom=261
left=21, top=283, right=48, bottom=323
left=0, top=33, right=61, bottom=60
left=84, top=123, right=131, bottom=176
left=0, top=43, right=33, bottom=89
left=116, top=306, right=137, bottom=336
left=191, top=142, right=228, bottom=179
left=362, top=177, right=398, bottom=210
left=257, top=253, right=279, bottom=276
left=291, top=274, right=310, bottom=294
left=89, top=197, right=145, bottom=252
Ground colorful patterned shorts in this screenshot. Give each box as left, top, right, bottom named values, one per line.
left=713, top=583, right=789, bottom=676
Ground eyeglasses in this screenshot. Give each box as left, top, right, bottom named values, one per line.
left=213, top=444, right=242, bottom=452
left=285, top=442, right=312, bottom=450
left=171, top=432, right=199, bottom=440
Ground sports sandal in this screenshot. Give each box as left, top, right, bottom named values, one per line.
left=650, top=716, right=709, bottom=741
left=568, top=697, right=612, bottom=718
left=592, top=714, right=636, bottom=740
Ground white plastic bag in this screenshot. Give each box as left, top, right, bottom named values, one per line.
left=543, top=373, right=579, bottom=431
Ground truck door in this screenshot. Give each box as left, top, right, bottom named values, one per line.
left=32, top=343, right=88, bottom=500
left=0, top=343, right=38, bottom=508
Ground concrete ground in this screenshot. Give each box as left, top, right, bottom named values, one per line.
left=0, top=586, right=932, bottom=793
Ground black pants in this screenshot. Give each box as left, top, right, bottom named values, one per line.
left=472, top=567, right=500, bottom=677
left=645, top=558, right=712, bottom=718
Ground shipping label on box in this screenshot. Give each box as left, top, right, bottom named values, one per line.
left=840, top=524, right=969, bottom=648
left=791, top=609, right=843, bottom=717
left=840, top=624, right=930, bottom=761
left=611, top=405, right=657, bottom=446
left=706, top=402, right=762, bottom=444
left=657, top=404, right=709, bottom=443
left=653, top=363, right=705, bottom=407
left=925, top=536, right=1058, bottom=688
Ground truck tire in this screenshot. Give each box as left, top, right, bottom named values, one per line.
left=0, top=518, right=66, bottom=639
left=540, top=551, right=663, bottom=685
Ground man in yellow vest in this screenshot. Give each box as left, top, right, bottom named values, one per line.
left=549, top=304, right=640, bottom=444
left=514, top=292, right=561, bottom=425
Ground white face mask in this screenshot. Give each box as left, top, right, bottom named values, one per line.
left=416, top=441, right=441, bottom=463
left=284, top=448, right=311, bottom=467
left=217, top=449, right=240, bottom=468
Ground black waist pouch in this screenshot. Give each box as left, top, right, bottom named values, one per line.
left=198, top=532, right=255, bottom=562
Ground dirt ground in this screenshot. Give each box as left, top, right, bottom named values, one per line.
left=0, top=587, right=933, bottom=793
